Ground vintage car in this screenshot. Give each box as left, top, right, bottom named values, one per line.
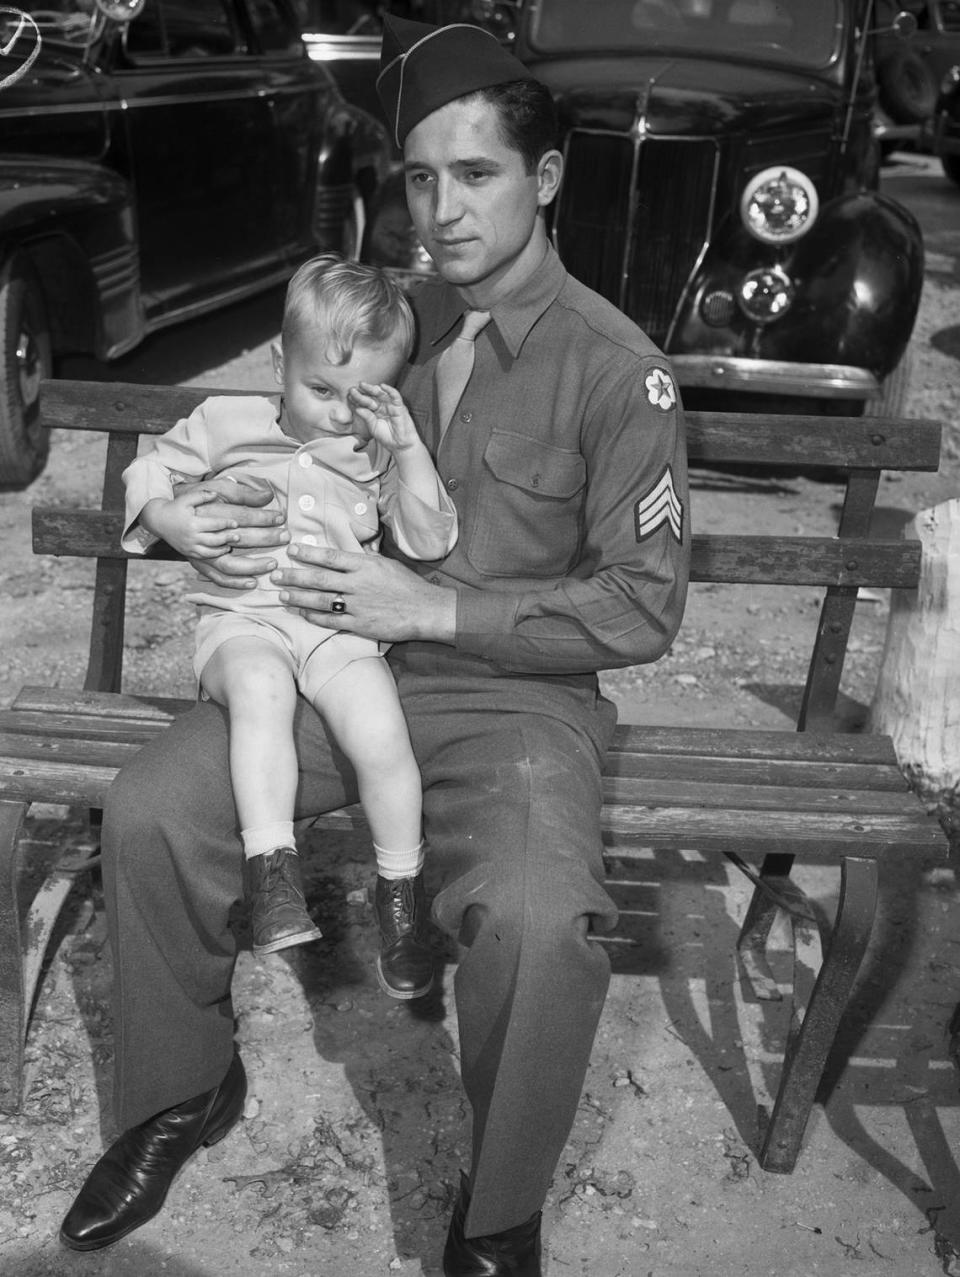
left=0, top=0, right=394, bottom=490
left=873, top=0, right=960, bottom=146
left=365, top=0, right=926, bottom=419
left=934, top=61, right=960, bottom=184
left=298, top=1, right=482, bottom=121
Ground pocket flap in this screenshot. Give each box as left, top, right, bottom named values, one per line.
left=484, top=431, right=586, bottom=498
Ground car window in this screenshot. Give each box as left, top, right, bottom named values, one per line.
left=295, top=1, right=381, bottom=32
left=125, top=0, right=241, bottom=60
left=245, top=0, right=302, bottom=52
left=529, top=0, right=841, bottom=69
left=295, top=2, right=462, bottom=34
left=124, top=3, right=168, bottom=56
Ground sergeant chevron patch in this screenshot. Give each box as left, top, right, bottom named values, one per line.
left=634, top=465, right=683, bottom=543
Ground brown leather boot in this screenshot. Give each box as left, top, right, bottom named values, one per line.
left=374, top=872, right=435, bottom=999
left=247, top=847, right=322, bottom=957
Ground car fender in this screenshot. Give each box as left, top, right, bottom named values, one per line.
left=777, top=191, right=923, bottom=380
left=316, top=103, right=392, bottom=201
left=313, top=102, right=395, bottom=252
left=0, top=157, right=143, bottom=359
left=675, top=191, right=923, bottom=383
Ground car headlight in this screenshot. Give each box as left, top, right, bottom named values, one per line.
left=738, top=266, right=795, bottom=323
left=740, top=166, right=819, bottom=244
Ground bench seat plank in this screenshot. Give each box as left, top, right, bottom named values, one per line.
left=610, top=745, right=903, bottom=786
left=602, top=774, right=933, bottom=817
left=612, top=724, right=900, bottom=764
left=0, top=733, right=155, bottom=772
left=601, top=803, right=945, bottom=853
left=11, top=687, right=193, bottom=721
left=0, top=760, right=119, bottom=807
left=609, top=754, right=907, bottom=790
left=0, top=712, right=180, bottom=746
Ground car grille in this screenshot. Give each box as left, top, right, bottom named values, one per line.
left=312, top=182, right=355, bottom=248
left=555, top=132, right=718, bottom=345
left=940, top=0, right=960, bottom=31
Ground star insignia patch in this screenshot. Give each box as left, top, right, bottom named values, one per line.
left=645, top=367, right=677, bottom=411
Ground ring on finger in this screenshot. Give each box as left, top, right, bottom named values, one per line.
left=331, top=594, right=347, bottom=614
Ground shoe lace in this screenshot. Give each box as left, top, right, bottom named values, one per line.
left=388, top=876, right=415, bottom=919
left=258, top=852, right=304, bottom=908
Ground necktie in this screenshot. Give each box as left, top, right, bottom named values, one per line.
left=436, top=309, right=491, bottom=436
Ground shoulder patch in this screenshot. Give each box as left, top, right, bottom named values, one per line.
left=635, top=465, right=683, bottom=544
left=644, top=367, right=677, bottom=411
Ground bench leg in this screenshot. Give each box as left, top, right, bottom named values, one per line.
left=758, top=855, right=877, bottom=1174
left=0, top=800, right=100, bottom=1115
left=738, top=852, right=796, bottom=947
left=0, top=801, right=28, bottom=1115
left=736, top=852, right=798, bottom=1002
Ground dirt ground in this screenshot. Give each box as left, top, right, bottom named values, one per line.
left=1, top=156, right=960, bottom=1275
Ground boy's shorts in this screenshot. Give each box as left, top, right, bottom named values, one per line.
left=194, top=608, right=387, bottom=703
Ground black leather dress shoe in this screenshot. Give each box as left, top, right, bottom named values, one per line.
left=443, top=1173, right=543, bottom=1276
left=248, top=847, right=323, bottom=956
left=59, top=1053, right=247, bottom=1252
left=375, top=872, right=435, bottom=1000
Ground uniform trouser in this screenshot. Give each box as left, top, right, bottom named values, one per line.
left=101, top=644, right=619, bottom=1237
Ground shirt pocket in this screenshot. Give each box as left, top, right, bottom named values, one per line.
left=467, top=430, right=586, bottom=578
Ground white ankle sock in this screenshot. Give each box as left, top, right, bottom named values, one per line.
left=374, top=841, right=424, bottom=880
left=242, top=822, right=296, bottom=860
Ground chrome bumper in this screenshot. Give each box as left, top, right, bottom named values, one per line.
left=669, top=355, right=882, bottom=400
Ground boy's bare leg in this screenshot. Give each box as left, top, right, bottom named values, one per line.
left=201, top=636, right=321, bottom=955
left=311, top=657, right=432, bottom=997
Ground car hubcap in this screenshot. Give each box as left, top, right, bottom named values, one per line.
left=16, top=325, right=42, bottom=409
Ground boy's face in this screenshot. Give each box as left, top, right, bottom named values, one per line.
left=273, top=330, right=406, bottom=447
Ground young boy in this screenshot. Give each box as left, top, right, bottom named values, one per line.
left=120, top=254, right=457, bottom=999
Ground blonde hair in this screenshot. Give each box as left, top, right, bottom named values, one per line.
left=281, top=253, right=415, bottom=364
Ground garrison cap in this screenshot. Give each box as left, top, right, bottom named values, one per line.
left=376, top=15, right=536, bottom=149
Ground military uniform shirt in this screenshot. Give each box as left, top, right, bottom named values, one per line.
left=395, top=245, right=690, bottom=674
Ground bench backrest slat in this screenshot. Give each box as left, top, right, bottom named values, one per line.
left=685, top=413, right=942, bottom=471
left=38, top=380, right=944, bottom=471
left=32, top=509, right=923, bottom=589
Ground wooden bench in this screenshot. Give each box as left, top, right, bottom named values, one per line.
left=0, top=379, right=950, bottom=1178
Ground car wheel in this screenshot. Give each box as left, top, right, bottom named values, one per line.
left=942, top=152, right=960, bottom=189
left=876, top=50, right=938, bottom=126
left=0, top=252, right=52, bottom=491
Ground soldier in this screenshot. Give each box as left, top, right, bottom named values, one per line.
left=60, top=16, right=690, bottom=1275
